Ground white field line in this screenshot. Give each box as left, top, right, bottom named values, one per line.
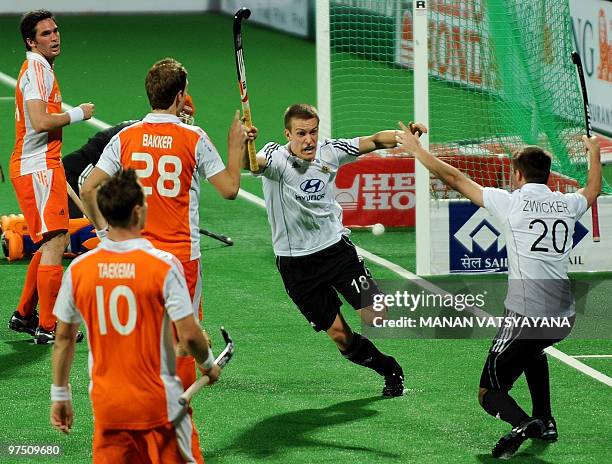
left=238, top=180, right=612, bottom=387
left=2, top=70, right=609, bottom=387
left=0, top=71, right=110, bottom=130
left=0, top=96, right=14, bottom=101
left=570, top=355, right=612, bottom=359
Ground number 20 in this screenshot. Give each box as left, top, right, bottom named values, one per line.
left=132, top=152, right=182, bottom=197
left=529, top=219, right=569, bottom=253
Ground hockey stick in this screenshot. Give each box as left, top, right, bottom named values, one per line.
left=173, top=327, right=235, bottom=423
left=233, top=7, right=258, bottom=172
left=571, top=51, right=600, bottom=242
left=199, top=228, right=233, bottom=246
left=66, top=182, right=88, bottom=219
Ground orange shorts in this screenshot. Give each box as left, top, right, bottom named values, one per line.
left=93, top=419, right=204, bottom=464
left=11, top=167, right=69, bottom=243
left=182, top=258, right=203, bottom=320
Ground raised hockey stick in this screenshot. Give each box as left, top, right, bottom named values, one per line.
left=571, top=51, right=600, bottom=242
left=233, top=7, right=258, bottom=172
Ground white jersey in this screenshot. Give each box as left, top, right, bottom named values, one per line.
left=483, top=184, right=588, bottom=317
left=258, top=138, right=360, bottom=256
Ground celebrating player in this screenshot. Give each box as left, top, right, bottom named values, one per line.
left=8, top=9, right=94, bottom=344
left=245, top=103, right=407, bottom=397
left=50, top=169, right=218, bottom=463
left=80, top=58, right=249, bottom=389
left=397, top=123, right=601, bottom=458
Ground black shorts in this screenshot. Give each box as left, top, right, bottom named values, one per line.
left=480, top=309, right=575, bottom=391
left=276, top=236, right=381, bottom=332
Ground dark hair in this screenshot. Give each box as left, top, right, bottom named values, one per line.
left=284, top=104, right=319, bottom=130
left=145, top=58, right=187, bottom=110
left=20, top=10, right=55, bottom=51
left=97, top=169, right=144, bottom=228
left=511, top=146, right=552, bottom=184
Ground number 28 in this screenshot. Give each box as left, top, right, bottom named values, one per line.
left=132, top=152, right=182, bottom=197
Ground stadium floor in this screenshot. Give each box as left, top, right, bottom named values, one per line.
left=0, top=13, right=610, bottom=464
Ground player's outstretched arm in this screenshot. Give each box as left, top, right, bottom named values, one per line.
left=174, top=315, right=221, bottom=385
left=397, top=121, right=484, bottom=207
left=80, top=167, right=111, bottom=231
left=50, top=321, right=79, bottom=434
left=26, top=100, right=94, bottom=133
left=577, top=135, right=602, bottom=207
left=358, top=123, right=427, bottom=155
left=358, top=130, right=398, bottom=154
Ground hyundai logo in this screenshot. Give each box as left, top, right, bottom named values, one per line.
left=300, top=179, right=325, bottom=193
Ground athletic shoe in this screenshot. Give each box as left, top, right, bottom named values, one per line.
left=382, top=357, right=405, bottom=397
left=492, top=418, right=545, bottom=459
left=8, top=310, right=39, bottom=336
left=34, top=326, right=85, bottom=345
left=538, top=418, right=558, bottom=442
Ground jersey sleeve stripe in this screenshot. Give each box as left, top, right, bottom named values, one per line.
left=33, top=62, right=47, bottom=101
left=263, top=143, right=279, bottom=169
left=331, top=140, right=359, bottom=156
left=264, top=143, right=280, bottom=156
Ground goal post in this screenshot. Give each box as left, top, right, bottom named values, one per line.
left=316, top=0, right=332, bottom=140
left=412, top=0, right=431, bottom=276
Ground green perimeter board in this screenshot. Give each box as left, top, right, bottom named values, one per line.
left=0, top=13, right=610, bottom=464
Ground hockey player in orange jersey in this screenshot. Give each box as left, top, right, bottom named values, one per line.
left=80, top=57, right=252, bottom=389
left=8, top=9, right=94, bottom=344
left=51, top=169, right=219, bottom=463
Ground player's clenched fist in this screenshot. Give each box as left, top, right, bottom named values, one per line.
left=582, top=134, right=600, bottom=158
left=79, top=102, right=95, bottom=120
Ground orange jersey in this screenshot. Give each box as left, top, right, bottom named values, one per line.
left=96, top=114, right=225, bottom=261
left=11, top=52, right=63, bottom=178
left=53, top=238, right=195, bottom=429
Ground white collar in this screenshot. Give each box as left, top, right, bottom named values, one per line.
left=143, top=113, right=181, bottom=123
left=520, top=183, right=552, bottom=193
left=99, top=237, right=153, bottom=252
left=26, top=51, right=53, bottom=70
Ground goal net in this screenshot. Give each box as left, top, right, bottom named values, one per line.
left=317, top=0, right=610, bottom=275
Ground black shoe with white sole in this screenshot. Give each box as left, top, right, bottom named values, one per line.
left=492, top=418, right=545, bottom=459
left=382, top=357, right=405, bottom=397
left=538, top=417, right=558, bottom=442
left=34, top=326, right=85, bottom=345
left=8, top=310, right=39, bottom=336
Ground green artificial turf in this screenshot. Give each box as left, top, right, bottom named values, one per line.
left=0, top=13, right=609, bottom=464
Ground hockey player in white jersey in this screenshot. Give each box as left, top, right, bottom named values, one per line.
left=397, top=122, right=601, bottom=458
left=245, top=104, right=425, bottom=397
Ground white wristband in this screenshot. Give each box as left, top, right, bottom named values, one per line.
left=51, top=384, right=72, bottom=402
left=96, top=227, right=109, bottom=240
left=199, top=349, right=215, bottom=370
left=67, top=107, right=85, bottom=124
